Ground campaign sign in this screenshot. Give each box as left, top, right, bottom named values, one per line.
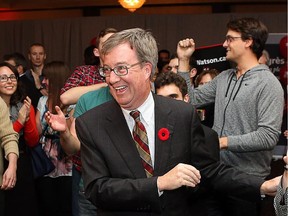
left=192, top=44, right=231, bottom=73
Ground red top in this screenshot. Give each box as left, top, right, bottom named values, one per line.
left=13, top=106, right=39, bottom=147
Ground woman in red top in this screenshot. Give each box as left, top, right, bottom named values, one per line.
left=0, top=62, right=39, bottom=216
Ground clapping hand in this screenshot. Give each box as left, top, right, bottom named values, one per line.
left=18, top=96, right=31, bottom=125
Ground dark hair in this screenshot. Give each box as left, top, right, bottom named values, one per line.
left=154, top=71, right=188, bottom=97
left=195, top=69, right=219, bottom=87
left=28, top=43, right=46, bottom=54
left=157, top=60, right=169, bottom=73
left=227, top=17, right=268, bottom=59
left=170, top=53, right=178, bottom=60
left=158, top=49, right=170, bottom=58
left=0, top=62, right=25, bottom=105
left=42, top=61, right=71, bottom=113
left=84, top=45, right=100, bottom=65
left=95, top=28, right=118, bottom=49
left=3, top=52, right=28, bottom=71
left=189, top=56, right=197, bottom=70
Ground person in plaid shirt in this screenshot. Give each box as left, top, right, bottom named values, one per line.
left=60, top=65, right=106, bottom=105
left=58, top=28, right=117, bottom=216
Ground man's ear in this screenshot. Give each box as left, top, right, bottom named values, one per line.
left=190, top=68, right=197, bottom=78
left=183, top=94, right=190, bottom=103
left=144, top=62, right=152, bottom=79
left=245, top=38, right=253, bottom=48
left=93, top=48, right=100, bottom=57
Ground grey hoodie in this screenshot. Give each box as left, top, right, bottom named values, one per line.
left=190, top=64, right=284, bottom=178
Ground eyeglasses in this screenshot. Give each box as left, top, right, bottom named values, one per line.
left=99, top=61, right=143, bottom=77
left=0, top=74, right=17, bottom=82
left=225, top=35, right=242, bottom=44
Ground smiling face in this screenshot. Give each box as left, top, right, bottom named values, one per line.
left=103, top=42, right=152, bottom=110
left=223, top=30, right=246, bottom=63
left=0, top=66, right=17, bottom=98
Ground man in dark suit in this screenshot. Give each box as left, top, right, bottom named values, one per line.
left=76, top=28, right=278, bottom=215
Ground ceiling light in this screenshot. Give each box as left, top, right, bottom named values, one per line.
left=118, top=0, right=146, bottom=12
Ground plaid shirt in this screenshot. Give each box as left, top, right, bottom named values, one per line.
left=61, top=65, right=104, bottom=94
left=61, top=65, right=105, bottom=171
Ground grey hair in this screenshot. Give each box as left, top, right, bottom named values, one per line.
left=101, top=28, right=158, bottom=79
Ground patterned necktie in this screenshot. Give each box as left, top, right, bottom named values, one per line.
left=130, top=110, right=153, bottom=178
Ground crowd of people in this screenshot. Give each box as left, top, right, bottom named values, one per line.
left=0, top=16, right=287, bottom=216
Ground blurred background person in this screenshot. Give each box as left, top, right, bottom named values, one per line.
left=194, top=68, right=219, bottom=128
left=24, top=43, right=48, bottom=108
left=35, top=61, right=73, bottom=216
left=158, top=49, right=170, bottom=62
left=259, top=49, right=270, bottom=66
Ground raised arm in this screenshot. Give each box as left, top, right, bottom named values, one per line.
left=60, top=65, right=106, bottom=105
left=177, top=38, right=195, bottom=72
left=60, top=83, right=107, bottom=105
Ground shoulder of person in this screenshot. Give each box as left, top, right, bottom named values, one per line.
left=74, top=64, right=98, bottom=72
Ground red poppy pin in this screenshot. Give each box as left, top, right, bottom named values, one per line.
left=158, top=128, right=170, bottom=141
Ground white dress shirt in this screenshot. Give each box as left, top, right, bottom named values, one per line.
left=122, top=92, right=155, bottom=167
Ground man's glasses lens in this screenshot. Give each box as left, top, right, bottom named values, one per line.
left=99, top=62, right=143, bottom=77
left=99, top=66, right=128, bottom=77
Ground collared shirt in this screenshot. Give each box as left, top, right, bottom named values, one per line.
left=122, top=92, right=155, bottom=167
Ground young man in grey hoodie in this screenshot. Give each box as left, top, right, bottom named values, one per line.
left=177, top=17, right=284, bottom=216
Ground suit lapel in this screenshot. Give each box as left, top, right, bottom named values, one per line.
left=103, top=96, right=175, bottom=178
left=153, top=95, right=174, bottom=176
left=104, top=100, right=146, bottom=178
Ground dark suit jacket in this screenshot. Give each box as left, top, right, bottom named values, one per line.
left=76, top=94, right=264, bottom=216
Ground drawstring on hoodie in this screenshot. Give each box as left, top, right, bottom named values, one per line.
left=220, top=69, right=247, bottom=136
left=233, top=72, right=247, bottom=100
left=225, top=73, right=234, bottom=97
left=225, top=69, right=249, bottom=100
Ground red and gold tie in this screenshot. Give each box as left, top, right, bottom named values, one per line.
left=130, top=110, right=153, bottom=178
